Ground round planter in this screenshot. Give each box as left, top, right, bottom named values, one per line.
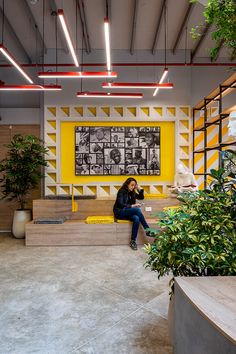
left=12, top=209, right=32, bottom=239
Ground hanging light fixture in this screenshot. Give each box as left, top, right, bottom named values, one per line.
left=102, top=82, right=173, bottom=89
left=153, top=3, right=169, bottom=97
left=98, top=8, right=143, bottom=98
left=58, top=9, right=79, bottom=67
left=0, top=45, right=34, bottom=84
left=0, top=84, right=62, bottom=91
left=0, top=0, right=34, bottom=84
left=38, top=71, right=117, bottom=78
left=40, top=6, right=115, bottom=80
left=104, top=18, right=111, bottom=71
left=77, top=92, right=143, bottom=98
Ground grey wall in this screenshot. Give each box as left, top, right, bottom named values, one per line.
left=0, top=108, right=40, bottom=124
left=190, top=66, right=236, bottom=106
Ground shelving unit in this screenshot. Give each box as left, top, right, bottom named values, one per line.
left=193, top=73, right=236, bottom=189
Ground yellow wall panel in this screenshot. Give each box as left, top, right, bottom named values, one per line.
left=101, top=107, right=110, bottom=116
left=48, top=186, right=57, bottom=194
left=167, top=107, right=176, bottom=116
left=141, top=107, right=150, bottom=116
left=48, top=146, right=56, bottom=155
left=154, top=107, right=163, bottom=116
left=48, top=173, right=57, bottom=182
left=100, top=186, right=110, bottom=195
left=114, top=107, right=123, bottom=116
left=74, top=107, right=83, bottom=116
left=127, top=107, right=136, bottom=116
left=60, top=121, right=175, bottom=184
left=47, top=107, right=56, bottom=116
left=47, top=133, right=56, bottom=143
left=61, top=186, right=70, bottom=194
left=74, top=185, right=83, bottom=194
left=61, top=107, right=70, bottom=116
left=180, top=107, right=189, bottom=116
left=47, top=120, right=57, bottom=129
left=88, top=107, right=97, bottom=116
left=87, top=186, right=97, bottom=194
left=48, top=160, right=56, bottom=169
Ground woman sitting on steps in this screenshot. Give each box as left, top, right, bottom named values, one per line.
left=113, top=177, right=155, bottom=250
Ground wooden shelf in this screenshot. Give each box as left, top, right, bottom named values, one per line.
left=194, top=106, right=236, bottom=131
left=194, top=73, right=236, bottom=110
left=221, top=139, right=236, bottom=147
left=194, top=144, right=219, bottom=153
left=194, top=140, right=236, bottom=153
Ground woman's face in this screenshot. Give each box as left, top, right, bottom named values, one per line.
left=128, top=180, right=136, bottom=191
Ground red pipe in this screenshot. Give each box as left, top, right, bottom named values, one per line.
left=0, top=62, right=236, bottom=67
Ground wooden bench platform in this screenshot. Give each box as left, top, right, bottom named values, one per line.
left=26, top=197, right=179, bottom=246
left=25, top=219, right=158, bottom=246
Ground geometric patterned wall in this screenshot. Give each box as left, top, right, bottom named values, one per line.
left=44, top=104, right=191, bottom=197
left=193, top=106, right=233, bottom=189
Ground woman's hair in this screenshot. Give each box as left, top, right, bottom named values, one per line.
left=121, top=177, right=137, bottom=192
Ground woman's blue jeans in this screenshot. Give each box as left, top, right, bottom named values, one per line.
left=115, top=207, right=149, bottom=241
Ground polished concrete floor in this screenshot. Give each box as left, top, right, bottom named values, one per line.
left=0, top=233, right=173, bottom=354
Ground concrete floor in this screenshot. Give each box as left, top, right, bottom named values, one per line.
left=0, top=233, right=173, bottom=354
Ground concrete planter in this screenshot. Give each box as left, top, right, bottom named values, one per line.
left=167, top=295, right=174, bottom=346
left=12, top=210, right=32, bottom=238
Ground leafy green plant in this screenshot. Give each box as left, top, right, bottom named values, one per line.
left=190, top=0, right=236, bottom=60
left=145, top=168, right=236, bottom=294
left=0, top=134, right=48, bottom=209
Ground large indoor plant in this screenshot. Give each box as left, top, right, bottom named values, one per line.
left=190, top=0, right=236, bottom=60
left=145, top=168, right=236, bottom=294
left=0, top=134, right=48, bottom=238
left=145, top=168, right=236, bottom=342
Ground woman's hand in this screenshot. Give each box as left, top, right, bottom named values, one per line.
left=132, top=203, right=141, bottom=208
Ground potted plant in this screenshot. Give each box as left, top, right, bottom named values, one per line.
left=145, top=168, right=236, bottom=341
left=190, top=0, right=236, bottom=60
left=0, top=134, right=48, bottom=238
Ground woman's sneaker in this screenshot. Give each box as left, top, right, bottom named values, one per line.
left=146, top=230, right=157, bottom=237
left=130, top=240, right=138, bottom=250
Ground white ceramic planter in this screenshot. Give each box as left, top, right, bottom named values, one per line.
left=12, top=209, right=32, bottom=239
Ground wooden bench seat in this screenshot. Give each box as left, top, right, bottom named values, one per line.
left=25, top=219, right=158, bottom=246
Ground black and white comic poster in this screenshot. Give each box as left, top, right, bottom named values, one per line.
left=75, top=126, right=160, bottom=175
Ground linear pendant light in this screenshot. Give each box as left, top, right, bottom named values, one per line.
left=0, top=84, right=62, bottom=91
left=58, top=9, right=79, bottom=67
left=0, top=45, right=34, bottom=84
left=153, top=68, right=168, bottom=96
left=104, top=18, right=111, bottom=71
left=38, top=71, right=117, bottom=79
left=102, top=82, right=173, bottom=89
left=77, top=92, right=143, bottom=98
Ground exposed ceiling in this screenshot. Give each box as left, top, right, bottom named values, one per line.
left=0, top=0, right=233, bottom=66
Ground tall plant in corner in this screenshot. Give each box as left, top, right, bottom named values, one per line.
left=0, top=134, right=48, bottom=209
left=190, top=0, right=236, bottom=60
left=0, top=134, right=48, bottom=238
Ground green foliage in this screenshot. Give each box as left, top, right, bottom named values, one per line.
left=145, top=169, right=236, bottom=294
left=0, top=134, right=48, bottom=209
left=190, top=0, right=236, bottom=60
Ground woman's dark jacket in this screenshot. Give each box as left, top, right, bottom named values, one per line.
left=113, top=187, right=144, bottom=216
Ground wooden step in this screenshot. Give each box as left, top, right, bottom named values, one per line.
left=25, top=219, right=158, bottom=246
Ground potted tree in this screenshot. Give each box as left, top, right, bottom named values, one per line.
left=0, top=134, right=48, bottom=238
left=145, top=168, right=236, bottom=341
